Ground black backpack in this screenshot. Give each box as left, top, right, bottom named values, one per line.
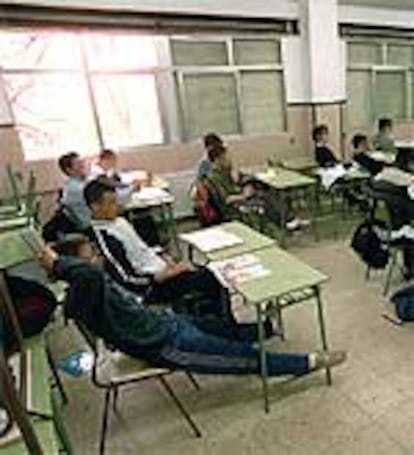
left=351, top=220, right=389, bottom=269
left=3, top=276, right=57, bottom=351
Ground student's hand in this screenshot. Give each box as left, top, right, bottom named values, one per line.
left=154, top=263, right=192, bottom=282
left=39, top=245, right=58, bottom=272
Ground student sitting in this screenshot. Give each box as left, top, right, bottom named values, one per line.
left=83, top=178, right=263, bottom=336
left=197, top=132, right=224, bottom=180
left=90, top=148, right=123, bottom=183
left=352, top=133, right=384, bottom=176
left=313, top=125, right=339, bottom=168
left=373, top=118, right=397, bottom=154
left=40, top=238, right=346, bottom=377
left=205, top=144, right=267, bottom=221
left=372, top=151, right=414, bottom=279
left=89, top=149, right=161, bottom=246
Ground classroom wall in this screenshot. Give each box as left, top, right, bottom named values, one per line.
left=3, top=0, right=414, bottom=220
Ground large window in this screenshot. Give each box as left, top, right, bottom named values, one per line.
left=172, top=37, right=286, bottom=140
left=347, top=40, right=414, bottom=129
left=0, top=30, right=286, bottom=160
left=0, top=30, right=164, bottom=160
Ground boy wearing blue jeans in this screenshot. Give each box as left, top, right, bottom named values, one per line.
left=40, top=238, right=346, bottom=377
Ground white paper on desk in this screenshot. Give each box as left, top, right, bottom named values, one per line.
left=134, top=187, right=170, bottom=201
left=180, top=228, right=243, bottom=253
left=317, top=164, right=347, bottom=190
left=209, top=254, right=270, bottom=288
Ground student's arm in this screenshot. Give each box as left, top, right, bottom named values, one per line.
left=94, top=229, right=155, bottom=294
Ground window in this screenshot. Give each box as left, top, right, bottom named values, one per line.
left=0, top=30, right=164, bottom=160
left=3, top=74, right=98, bottom=161
left=172, top=37, right=286, bottom=139
left=346, top=40, right=414, bottom=129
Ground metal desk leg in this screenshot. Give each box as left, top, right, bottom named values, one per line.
left=279, top=191, right=287, bottom=248
left=313, top=286, right=332, bottom=385
left=257, top=303, right=270, bottom=413
left=162, top=203, right=181, bottom=259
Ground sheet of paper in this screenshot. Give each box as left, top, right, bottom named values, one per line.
left=317, top=164, right=347, bottom=190
left=181, top=228, right=243, bottom=253
left=209, top=254, right=271, bottom=288
left=134, top=187, right=170, bottom=201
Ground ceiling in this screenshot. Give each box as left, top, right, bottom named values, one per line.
left=340, top=0, right=414, bottom=9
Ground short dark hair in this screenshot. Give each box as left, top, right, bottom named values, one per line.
left=378, top=118, right=392, bottom=131
left=54, top=233, right=89, bottom=257
left=84, top=178, right=116, bottom=208
left=312, top=125, right=329, bottom=142
left=99, top=149, right=117, bottom=160
left=203, top=133, right=223, bottom=150
left=58, top=152, right=79, bottom=175
left=207, top=144, right=226, bottom=163
left=352, top=134, right=368, bottom=150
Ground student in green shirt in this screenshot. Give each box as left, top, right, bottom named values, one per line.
left=373, top=118, right=397, bottom=154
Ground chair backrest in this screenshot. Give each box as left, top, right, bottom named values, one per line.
left=0, top=227, right=44, bottom=404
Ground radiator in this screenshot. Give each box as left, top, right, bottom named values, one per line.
left=163, top=169, right=196, bottom=219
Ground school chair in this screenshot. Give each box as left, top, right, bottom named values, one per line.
left=74, top=320, right=201, bottom=455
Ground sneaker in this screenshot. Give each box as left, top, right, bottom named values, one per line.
left=285, top=218, right=301, bottom=231
left=312, top=350, right=347, bottom=370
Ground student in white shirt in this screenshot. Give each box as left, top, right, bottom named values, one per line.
left=84, top=178, right=273, bottom=340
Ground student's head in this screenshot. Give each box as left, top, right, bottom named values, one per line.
left=54, top=234, right=95, bottom=263
left=378, top=118, right=393, bottom=134
left=208, top=144, right=229, bottom=168
left=312, top=125, right=329, bottom=145
left=98, top=149, right=117, bottom=171
left=203, top=133, right=223, bottom=154
left=58, top=152, right=87, bottom=178
left=352, top=134, right=369, bottom=153
left=84, top=178, right=119, bottom=221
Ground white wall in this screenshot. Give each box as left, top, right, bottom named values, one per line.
left=1, top=0, right=299, bottom=19
left=339, top=5, right=414, bottom=28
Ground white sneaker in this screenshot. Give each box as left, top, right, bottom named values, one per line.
left=285, top=218, right=300, bottom=231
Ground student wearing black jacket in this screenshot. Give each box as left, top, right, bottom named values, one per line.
left=352, top=134, right=384, bottom=176
left=313, top=125, right=339, bottom=168
left=40, top=239, right=346, bottom=376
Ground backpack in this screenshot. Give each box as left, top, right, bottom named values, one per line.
left=190, top=180, right=221, bottom=227
left=351, top=220, right=389, bottom=269
left=391, top=285, right=414, bottom=321
left=3, top=276, right=58, bottom=350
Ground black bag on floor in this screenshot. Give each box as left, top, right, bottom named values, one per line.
left=351, top=220, right=389, bottom=269
left=391, top=285, right=414, bottom=321
left=3, top=276, right=57, bottom=350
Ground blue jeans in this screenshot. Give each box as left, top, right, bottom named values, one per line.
left=152, top=318, right=309, bottom=377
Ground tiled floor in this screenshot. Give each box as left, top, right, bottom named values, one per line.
left=51, top=234, right=414, bottom=454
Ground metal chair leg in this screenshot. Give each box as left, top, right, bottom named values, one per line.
left=46, top=346, right=69, bottom=406
left=112, top=388, right=120, bottom=413
left=185, top=373, right=201, bottom=391
left=159, top=376, right=202, bottom=438
left=384, top=249, right=397, bottom=296
left=100, top=389, right=112, bottom=455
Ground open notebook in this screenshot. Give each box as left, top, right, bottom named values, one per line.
left=209, top=254, right=270, bottom=288
left=181, top=228, right=243, bottom=253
